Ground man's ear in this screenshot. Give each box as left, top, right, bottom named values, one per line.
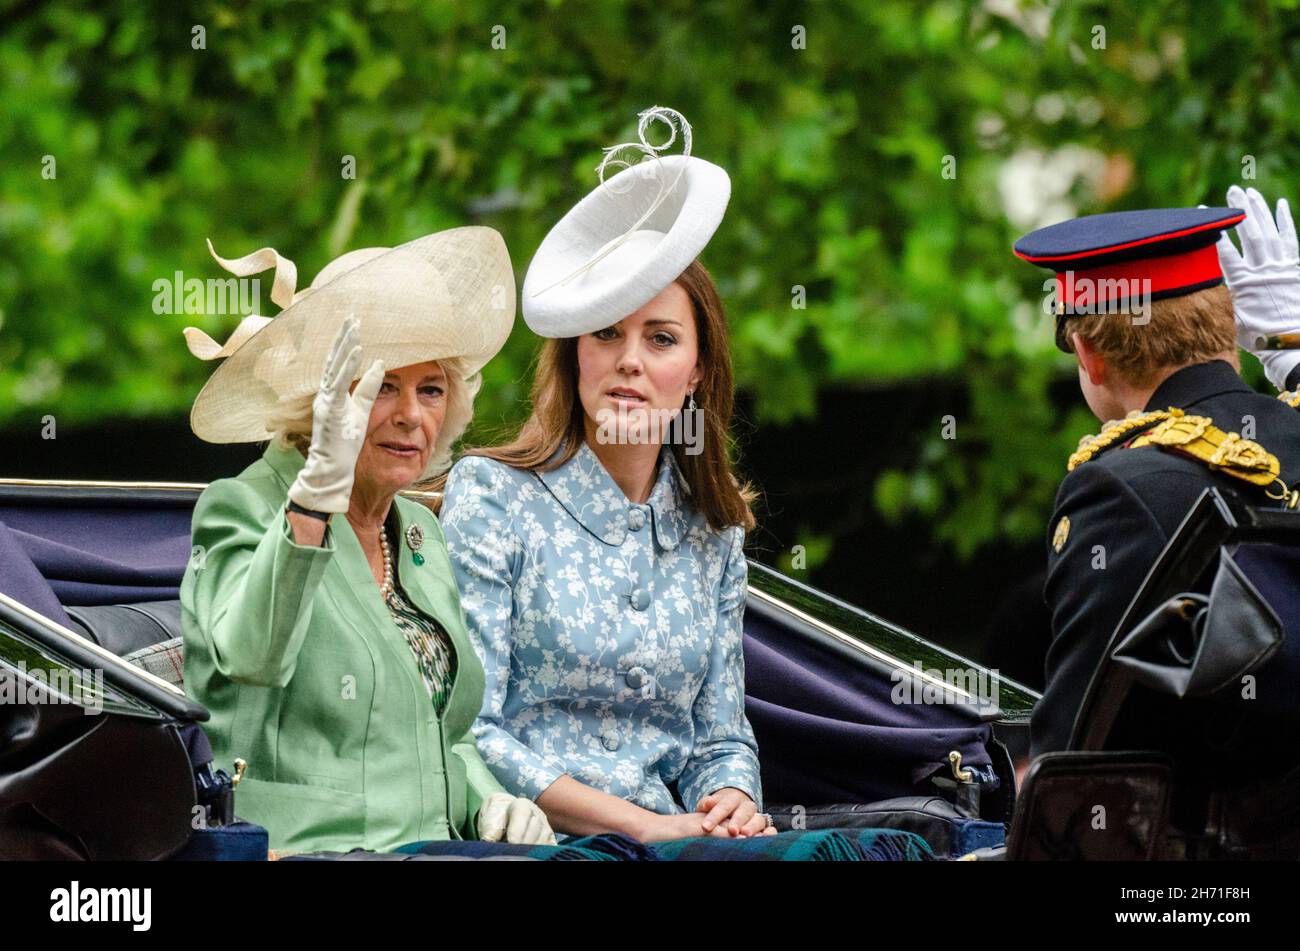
left=1073, top=332, right=1107, bottom=386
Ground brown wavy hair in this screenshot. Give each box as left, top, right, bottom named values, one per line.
left=428, top=260, right=757, bottom=532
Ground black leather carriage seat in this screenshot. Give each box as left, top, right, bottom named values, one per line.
left=62, top=600, right=186, bottom=688
left=64, top=600, right=183, bottom=658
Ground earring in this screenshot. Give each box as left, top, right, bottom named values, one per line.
left=687, top=391, right=696, bottom=411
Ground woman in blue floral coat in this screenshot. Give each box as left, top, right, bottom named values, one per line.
left=439, top=109, right=774, bottom=842
left=439, top=248, right=769, bottom=841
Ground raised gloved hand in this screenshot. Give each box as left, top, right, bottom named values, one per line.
left=477, top=792, right=557, bottom=845
left=287, top=315, right=386, bottom=514
left=1216, top=185, right=1300, bottom=390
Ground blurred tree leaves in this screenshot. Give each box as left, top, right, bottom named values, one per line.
left=0, top=0, right=1295, bottom=559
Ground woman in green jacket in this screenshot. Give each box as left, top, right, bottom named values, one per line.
left=179, top=228, right=554, bottom=855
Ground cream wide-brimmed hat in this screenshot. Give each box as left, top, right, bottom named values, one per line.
left=522, top=106, right=730, bottom=338
left=184, top=227, right=515, bottom=444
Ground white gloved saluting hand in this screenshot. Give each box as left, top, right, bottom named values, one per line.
left=287, top=315, right=386, bottom=514
left=477, top=793, right=557, bottom=845
left=1216, top=185, right=1300, bottom=390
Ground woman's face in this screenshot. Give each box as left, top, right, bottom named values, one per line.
left=576, top=281, right=703, bottom=448
left=352, top=360, right=446, bottom=495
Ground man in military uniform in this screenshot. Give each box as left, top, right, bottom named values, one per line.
left=1014, top=188, right=1300, bottom=759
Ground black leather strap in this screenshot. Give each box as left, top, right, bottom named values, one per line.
left=286, top=500, right=331, bottom=521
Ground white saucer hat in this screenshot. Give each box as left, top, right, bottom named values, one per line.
left=522, top=106, right=730, bottom=338
left=184, top=226, right=515, bottom=443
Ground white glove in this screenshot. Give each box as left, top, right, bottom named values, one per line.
left=287, top=315, right=386, bottom=514
left=476, top=793, right=557, bottom=845
left=1216, top=185, right=1300, bottom=390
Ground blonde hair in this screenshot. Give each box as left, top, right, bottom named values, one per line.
left=264, top=356, right=480, bottom=483
left=429, top=260, right=758, bottom=532
left=1066, top=284, right=1237, bottom=387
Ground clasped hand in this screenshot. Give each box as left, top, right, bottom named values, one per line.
left=640, top=787, right=776, bottom=842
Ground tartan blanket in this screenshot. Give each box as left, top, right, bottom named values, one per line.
left=396, top=828, right=935, bottom=861
left=652, top=827, right=934, bottom=861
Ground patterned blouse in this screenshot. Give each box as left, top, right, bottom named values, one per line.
left=440, top=441, right=762, bottom=815
left=382, top=523, right=457, bottom=716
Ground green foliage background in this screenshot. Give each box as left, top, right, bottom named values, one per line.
left=2, top=0, right=1297, bottom=560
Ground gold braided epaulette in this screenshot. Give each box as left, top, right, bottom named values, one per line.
left=1068, top=406, right=1283, bottom=491
left=1279, top=389, right=1300, bottom=409
left=1129, top=412, right=1279, bottom=487
left=1067, top=409, right=1175, bottom=471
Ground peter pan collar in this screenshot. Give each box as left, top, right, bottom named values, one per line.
left=537, top=441, right=691, bottom=549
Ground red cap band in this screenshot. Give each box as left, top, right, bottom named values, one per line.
left=1054, top=243, right=1223, bottom=310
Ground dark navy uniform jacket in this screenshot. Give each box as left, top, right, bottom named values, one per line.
left=1032, top=360, right=1300, bottom=757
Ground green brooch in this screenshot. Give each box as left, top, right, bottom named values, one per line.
left=405, top=523, right=425, bottom=566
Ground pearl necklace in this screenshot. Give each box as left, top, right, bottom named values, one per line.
left=378, top=526, right=394, bottom=598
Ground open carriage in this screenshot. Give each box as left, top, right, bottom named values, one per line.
left=0, top=474, right=1031, bottom=860
left=4, top=475, right=1294, bottom=860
